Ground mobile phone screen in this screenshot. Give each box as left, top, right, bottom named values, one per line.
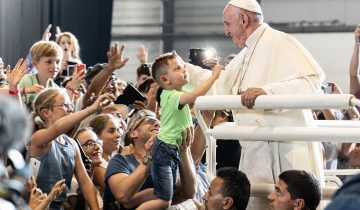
left=67, top=65, right=75, bottom=76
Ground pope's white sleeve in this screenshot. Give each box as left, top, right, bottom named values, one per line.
left=261, top=75, right=322, bottom=95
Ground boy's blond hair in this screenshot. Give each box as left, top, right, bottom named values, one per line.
left=30, top=40, right=63, bottom=62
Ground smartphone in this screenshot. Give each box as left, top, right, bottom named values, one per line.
left=76, top=64, right=86, bottom=74
left=67, top=65, right=75, bottom=76
left=114, top=84, right=147, bottom=106
left=29, top=158, right=41, bottom=178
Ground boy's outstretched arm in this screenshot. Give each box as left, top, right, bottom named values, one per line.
left=179, top=64, right=223, bottom=105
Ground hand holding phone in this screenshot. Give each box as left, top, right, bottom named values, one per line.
left=76, top=64, right=86, bottom=74
left=114, top=84, right=147, bottom=106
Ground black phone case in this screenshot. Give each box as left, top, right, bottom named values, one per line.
left=114, top=84, right=146, bottom=106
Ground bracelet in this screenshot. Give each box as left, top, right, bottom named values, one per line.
left=8, top=89, right=19, bottom=95
left=67, top=87, right=77, bottom=94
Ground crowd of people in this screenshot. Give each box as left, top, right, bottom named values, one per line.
left=1, top=0, right=360, bottom=209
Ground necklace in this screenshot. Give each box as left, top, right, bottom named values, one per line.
left=238, top=25, right=268, bottom=92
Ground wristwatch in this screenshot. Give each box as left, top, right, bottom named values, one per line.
left=142, top=155, right=152, bottom=165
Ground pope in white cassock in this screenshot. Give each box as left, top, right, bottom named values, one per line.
left=185, top=0, right=326, bottom=209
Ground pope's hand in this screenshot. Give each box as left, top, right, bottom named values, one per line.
left=240, top=87, right=267, bottom=109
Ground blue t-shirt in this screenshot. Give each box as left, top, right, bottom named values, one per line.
left=103, top=154, right=153, bottom=210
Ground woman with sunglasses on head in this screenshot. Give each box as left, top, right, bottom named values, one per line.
left=30, top=87, right=114, bottom=210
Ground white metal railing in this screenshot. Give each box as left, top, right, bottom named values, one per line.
left=315, top=120, right=360, bottom=128
left=194, top=94, right=357, bottom=111
left=324, top=169, right=360, bottom=176
left=194, top=94, right=360, bottom=200
left=251, top=183, right=338, bottom=200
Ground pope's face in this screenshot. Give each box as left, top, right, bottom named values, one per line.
left=223, top=5, right=247, bottom=48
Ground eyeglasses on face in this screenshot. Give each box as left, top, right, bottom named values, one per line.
left=52, top=102, right=74, bottom=109
left=81, top=139, right=103, bottom=149
left=128, top=116, right=158, bottom=132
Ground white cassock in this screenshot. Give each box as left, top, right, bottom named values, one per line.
left=185, top=23, right=326, bottom=209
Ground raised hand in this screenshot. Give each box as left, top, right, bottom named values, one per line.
left=132, top=100, right=147, bottom=111
left=69, top=69, right=85, bottom=90
left=28, top=187, right=47, bottom=209
left=42, top=24, right=52, bottom=41
left=107, top=42, right=130, bottom=71
left=0, top=57, right=4, bottom=69
left=89, top=92, right=115, bottom=112
left=47, top=179, right=66, bottom=201
left=211, top=63, right=224, bottom=79
left=5, top=58, right=29, bottom=89
left=137, top=45, right=148, bottom=64
left=354, top=24, right=360, bottom=44
left=178, top=127, right=194, bottom=151
left=25, top=84, right=46, bottom=94
left=144, top=134, right=157, bottom=153
left=203, top=58, right=218, bottom=69
left=55, top=25, right=62, bottom=40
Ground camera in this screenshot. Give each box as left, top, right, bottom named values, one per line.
left=189, top=48, right=216, bottom=69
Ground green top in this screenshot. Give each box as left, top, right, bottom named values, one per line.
left=18, top=73, right=39, bottom=107
left=18, top=73, right=58, bottom=108
left=158, top=89, right=193, bottom=145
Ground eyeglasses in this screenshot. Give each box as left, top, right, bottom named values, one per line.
left=81, top=139, right=103, bottom=149
left=128, top=115, right=158, bottom=132
left=52, top=102, right=74, bottom=109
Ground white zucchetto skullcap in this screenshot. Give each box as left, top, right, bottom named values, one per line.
left=228, top=0, right=262, bottom=14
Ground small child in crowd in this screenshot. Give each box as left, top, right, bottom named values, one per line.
left=136, top=51, right=223, bottom=209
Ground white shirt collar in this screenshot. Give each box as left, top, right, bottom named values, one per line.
left=245, top=23, right=268, bottom=48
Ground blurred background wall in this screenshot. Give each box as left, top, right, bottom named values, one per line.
left=1, top=0, right=359, bottom=92
left=0, top=0, right=112, bottom=68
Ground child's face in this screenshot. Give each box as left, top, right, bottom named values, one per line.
left=34, top=56, right=62, bottom=80
left=165, top=57, right=189, bottom=87
left=47, top=93, right=73, bottom=124
left=58, top=36, right=74, bottom=56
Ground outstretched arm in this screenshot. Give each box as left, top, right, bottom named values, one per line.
left=83, top=42, right=129, bottom=106
left=349, top=24, right=360, bottom=95
left=30, top=93, right=114, bottom=154
left=180, top=64, right=223, bottom=105
left=173, top=128, right=196, bottom=204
